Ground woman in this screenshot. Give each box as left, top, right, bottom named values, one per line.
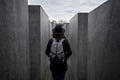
left=45, top=24, right=72, bottom=80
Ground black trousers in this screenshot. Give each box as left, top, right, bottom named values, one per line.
left=51, top=70, right=66, bottom=80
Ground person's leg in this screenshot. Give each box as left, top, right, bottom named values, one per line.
left=52, top=70, right=66, bottom=80
left=52, top=71, right=59, bottom=80
left=59, top=71, right=66, bottom=80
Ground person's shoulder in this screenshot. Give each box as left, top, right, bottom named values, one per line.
left=63, top=37, right=68, bottom=41
left=49, top=38, right=53, bottom=41
left=63, top=38, right=69, bottom=44
left=48, top=38, right=53, bottom=43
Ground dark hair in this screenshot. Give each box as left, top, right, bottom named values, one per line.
left=53, top=34, right=65, bottom=39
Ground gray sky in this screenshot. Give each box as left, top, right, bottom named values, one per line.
left=28, top=0, right=107, bottom=22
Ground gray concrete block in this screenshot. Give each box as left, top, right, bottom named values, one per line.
left=69, top=13, right=88, bottom=80
left=78, top=13, right=88, bottom=80
left=87, top=0, right=120, bottom=80
left=28, top=5, right=50, bottom=80
left=63, top=23, right=69, bottom=39
left=69, top=14, right=79, bottom=80
left=40, top=6, right=50, bottom=80
left=0, top=0, right=29, bottom=80
left=87, top=1, right=112, bottom=80
left=106, top=0, right=120, bottom=79
left=29, top=6, right=41, bottom=80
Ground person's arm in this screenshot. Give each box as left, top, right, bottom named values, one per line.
left=45, top=39, right=53, bottom=57
left=63, top=39, right=72, bottom=60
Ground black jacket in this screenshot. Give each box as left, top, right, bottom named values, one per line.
left=45, top=38, right=72, bottom=72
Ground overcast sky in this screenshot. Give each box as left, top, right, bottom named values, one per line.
left=28, top=0, right=107, bottom=22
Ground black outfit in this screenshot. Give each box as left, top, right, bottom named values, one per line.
left=45, top=38, right=72, bottom=80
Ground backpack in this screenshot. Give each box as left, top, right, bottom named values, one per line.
left=49, top=38, right=65, bottom=63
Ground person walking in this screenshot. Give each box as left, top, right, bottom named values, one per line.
left=45, top=24, right=72, bottom=80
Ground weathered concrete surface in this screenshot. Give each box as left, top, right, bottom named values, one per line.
left=49, top=20, right=52, bottom=38
left=29, top=6, right=41, bottom=80
left=63, top=23, right=69, bottom=38
left=40, top=6, right=50, bottom=80
left=69, top=14, right=79, bottom=80
left=87, top=1, right=112, bottom=80
left=69, top=13, right=88, bottom=80
left=87, top=0, right=120, bottom=80
left=78, top=13, right=88, bottom=80
left=28, top=5, right=50, bottom=80
left=0, top=0, right=29, bottom=80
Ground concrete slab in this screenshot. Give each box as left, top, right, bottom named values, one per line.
left=63, top=23, right=69, bottom=39
left=69, top=13, right=88, bottom=80
left=0, top=0, right=29, bottom=80
left=87, top=0, right=120, bottom=80
left=28, top=5, right=50, bottom=80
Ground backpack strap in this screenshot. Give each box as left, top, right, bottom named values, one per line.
left=60, top=38, right=65, bottom=43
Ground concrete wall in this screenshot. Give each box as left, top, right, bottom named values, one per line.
left=69, top=14, right=79, bottom=80
left=28, top=5, right=50, bottom=80
left=78, top=13, right=88, bottom=80
left=40, top=5, right=50, bottom=80
left=0, top=0, right=29, bottom=80
left=63, top=23, right=69, bottom=38
left=108, top=1, right=120, bottom=79
left=49, top=20, right=52, bottom=38
left=87, top=0, right=120, bottom=80
left=29, top=6, right=41, bottom=80
left=69, top=13, right=88, bottom=80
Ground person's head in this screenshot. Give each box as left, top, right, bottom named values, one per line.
left=52, top=24, right=65, bottom=39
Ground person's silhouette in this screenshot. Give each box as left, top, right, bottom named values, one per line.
left=45, top=24, right=72, bottom=80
